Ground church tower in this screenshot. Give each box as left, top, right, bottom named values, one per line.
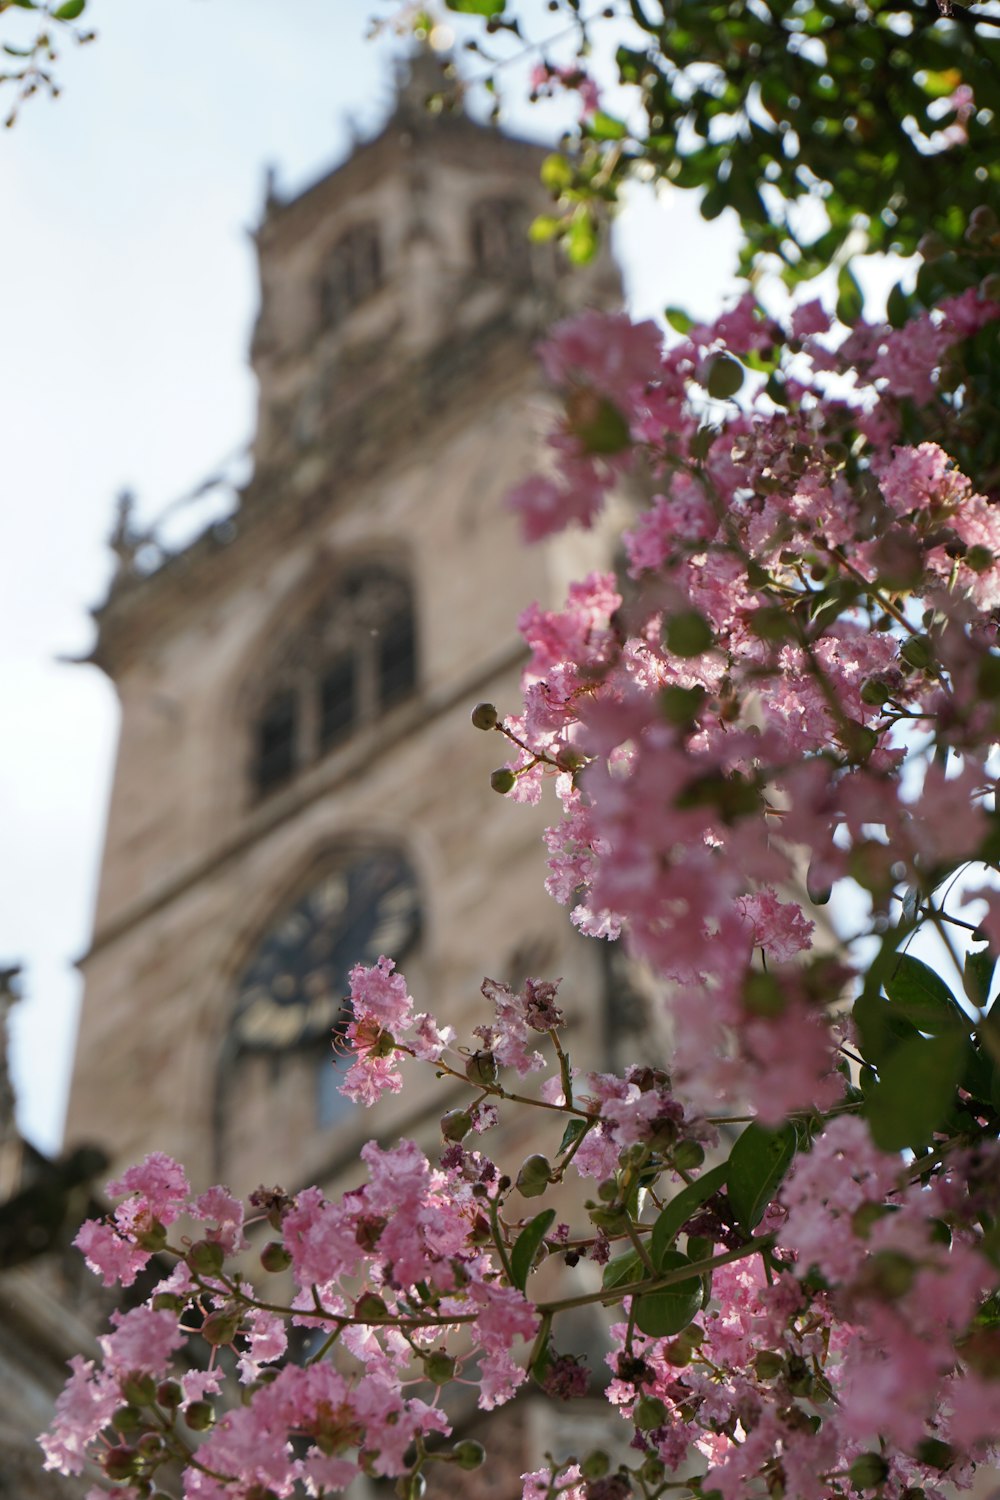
left=64, top=61, right=622, bottom=1200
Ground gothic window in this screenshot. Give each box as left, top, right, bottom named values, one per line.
left=470, top=197, right=532, bottom=280
left=254, top=689, right=298, bottom=798
left=250, top=566, right=417, bottom=801
left=321, top=223, right=383, bottom=326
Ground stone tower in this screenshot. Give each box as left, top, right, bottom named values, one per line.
left=63, top=61, right=623, bottom=1201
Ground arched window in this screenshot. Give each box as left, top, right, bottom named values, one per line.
left=470, top=197, right=532, bottom=280
left=321, top=223, right=383, bottom=326
left=250, top=566, right=417, bottom=800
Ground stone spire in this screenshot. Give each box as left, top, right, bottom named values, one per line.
left=393, top=40, right=463, bottom=122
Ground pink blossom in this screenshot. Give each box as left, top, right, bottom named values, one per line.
left=39, top=1357, right=118, bottom=1475
left=73, top=1217, right=151, bottom=1288
left=191, top=1184, right=246, bottom=1253
left=348, top=955, right=413, bottom=1032
left=737, top=888, right=814, bottom=962
left=100, top=1305, right=184, bottom=1378
left=106, top=1151, right=190, bottom=1224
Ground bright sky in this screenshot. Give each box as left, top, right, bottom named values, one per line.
left=1, top=0, right=739, bottom=1154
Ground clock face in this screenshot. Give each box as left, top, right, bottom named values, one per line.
left=231, top=850, right=421, bottom=1052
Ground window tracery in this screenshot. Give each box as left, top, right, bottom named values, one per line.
left=469, top=197, right=532, bottom=280
left=321, top=223, right=384, bottom=326
left=250, top=566, right=417, bottom=800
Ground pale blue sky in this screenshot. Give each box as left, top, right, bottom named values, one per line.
left=1, top=0, right=739, bottom=1153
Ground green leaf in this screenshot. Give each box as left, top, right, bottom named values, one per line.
left=883, top=955, right=967, bottom=1035
left=727, top=1122, right=797, bottom=1234
left=865, top=1032, right=967, bottom=1152
left=602, top=1248, right=643, bottom=1290
left=572, top=395, right=630, bottom=456
left=587, top=110, right=628, bottom=141
left=510, top=1208, right=555, bottom=1292
left=854, top=993, right=921, bottom=1069
left=650, top=1163, right=728, bottom=1268
left=664, top=610, right=714, bottom=658
left=965, top=948, right=996, bottom=1012
left=53, top=0, right=86, bottom=15
left=557, top=1118, right=588, bottom=1156
left=835, top=264, right=864, bottom=326
left=444, top=0, right=504, bottom=12
left=664, top=306, right=694, bottom=336
left=633, top=1252, right=702, bottom=1336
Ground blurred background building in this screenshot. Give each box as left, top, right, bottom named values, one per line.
left=0, top=53, right=640, bottom=1495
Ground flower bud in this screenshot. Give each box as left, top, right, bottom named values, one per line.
left=848, top=1453, right=889, bottom=1489
left=917, top=231, right=948, bottom=261
left=900, top=634, right=933, bottom=671
left=156, top=1381, right=183, bottom=1409
left=201, top=1309, right=240, bottom=1347
left=395, top=1473, right=426, bottom=1500
left=440, top=1108, right=473, bottom=1143
left=187, top=1238, right=225, bottom=1276
left=702, top=350, right=744, bottom=400
left=151, top=1292, right=184, bottom=1312
left=112, top=1405, right=143, bottom=1433
left=490, top=768, right=516, bottom=795
left=581, top=1451, right=610, bottom=1480
left=672, top=1139, right=705, bottom=1172
left=137, top=1432, right=165, bottom=1458
left=121, top=1374, right=158, bottom=1407
left=260, top=1240, right=293, bottom=1272
left=423, top=1351, right=456, bottom=1385
left=516, top=1154, right=552, bottom=1198
left=466, top=1050, right=498, bottom=1086
left=471, top=702, right=499, bottom=731
left=753, top=1350, right=784, bottom=1380
left=103, top=1447, right=138, bottom=1481
left=184, top=1400, right=215, bottom=1432
left=633, top=1395, right=666, bottom=1431
left=453, top=1441, right=486, bottom=1471
left=135, top=1219, right=167, bottom=1253
left=354, top=1291, right=389, bottom=1322
left=663, top=1339, right=693, bottom=1367
left=640, top=1456, right=666, bottom=1485
left=588, top=1205, right=626, bottom=1233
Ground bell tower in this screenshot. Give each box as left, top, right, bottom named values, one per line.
left=65, top=60, right=622, bottom=1197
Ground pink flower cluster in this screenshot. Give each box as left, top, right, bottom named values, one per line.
left=497, top=287, right=1000, bottom=1121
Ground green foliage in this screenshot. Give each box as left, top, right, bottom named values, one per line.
left=882, top=955, right=967, bottom=1034
left=524, top=0, right=1000, bottom=286
left=650, top=1163, right=728, bottom=1265
left=864, top=1031, right=968, bottom=1151
left=727, top=1122, right=798, bottom=1233
left=633, top=1251, right=702, bottom=1336
left=510, top=1208, right=556, bottom=1291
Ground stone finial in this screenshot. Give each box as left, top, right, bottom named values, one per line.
left=0, top=964, right=23, bottom=1147
left=394, top=41, right=461, bottom=121
left=109, top=488, right=142, bottom=581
